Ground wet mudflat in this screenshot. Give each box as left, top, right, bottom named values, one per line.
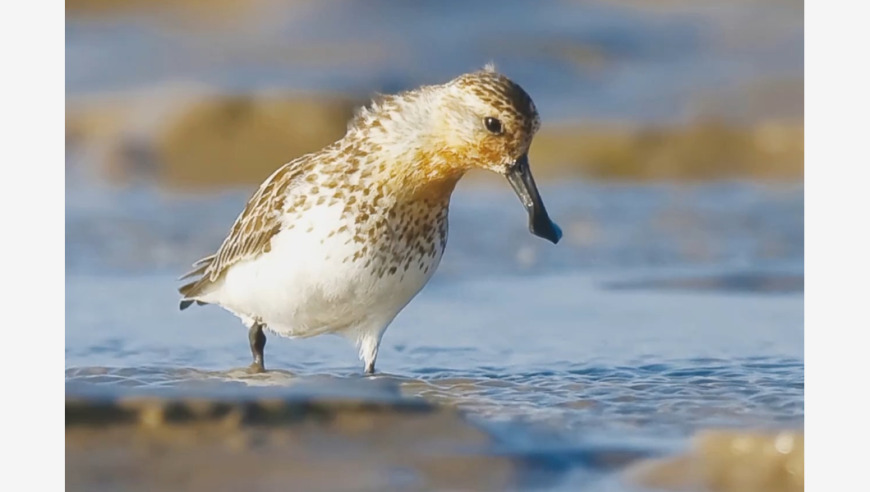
left=66, top=181, right=803, bottom=491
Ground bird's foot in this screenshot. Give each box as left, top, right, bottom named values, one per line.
left=247, top=361, right=266, bottom=374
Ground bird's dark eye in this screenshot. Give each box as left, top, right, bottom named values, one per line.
left=484, top=117, right=503, bottom=135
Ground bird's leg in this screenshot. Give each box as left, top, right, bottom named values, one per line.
left=248, top=322, right=267, bottom=373
left=363, top=345, right=378, bottom=375
left=360, top=331, right=382, bottom=375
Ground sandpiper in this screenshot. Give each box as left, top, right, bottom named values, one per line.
left=178, top=65, right=561, bottom=374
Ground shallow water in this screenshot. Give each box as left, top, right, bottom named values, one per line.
left=66, top=181, right=803, bottom=490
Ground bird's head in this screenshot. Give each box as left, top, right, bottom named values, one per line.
left=349, top=65, right=562, bottom=244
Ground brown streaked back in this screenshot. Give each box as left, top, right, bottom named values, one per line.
left=177, top=154, right=314, bottom=304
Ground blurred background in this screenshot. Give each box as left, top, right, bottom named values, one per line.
left=66, top=2, right=803, bottom=491
left=66, top=0, right=802, bottom=189
left=66, top=0, right=803, bottom=274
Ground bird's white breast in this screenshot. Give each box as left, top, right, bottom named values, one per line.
left=205, top=199, right=445, bottom=339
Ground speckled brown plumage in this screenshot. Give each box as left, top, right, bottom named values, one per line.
left=178, top=65, right=560, bottom=374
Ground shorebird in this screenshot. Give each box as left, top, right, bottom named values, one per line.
left=178, top=65, right=561, bottom=374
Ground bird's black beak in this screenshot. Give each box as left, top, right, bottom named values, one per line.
left=506, top=154, right=562, bottom=244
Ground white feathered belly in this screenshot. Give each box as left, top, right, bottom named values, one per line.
left=201, top=203, right=443, bottom=338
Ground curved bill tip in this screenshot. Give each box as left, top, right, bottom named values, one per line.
left=506, top=154, right=562, bottom=244
left=533, top=213, right=563, bottom=244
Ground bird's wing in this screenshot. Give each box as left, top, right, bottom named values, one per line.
left=178, top=154, right=313, bottom=305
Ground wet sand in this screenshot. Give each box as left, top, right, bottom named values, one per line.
left=66, top=368, right=802, bottom=492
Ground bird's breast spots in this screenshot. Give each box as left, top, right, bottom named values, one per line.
left=414, top=174, right=462, bottom=202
